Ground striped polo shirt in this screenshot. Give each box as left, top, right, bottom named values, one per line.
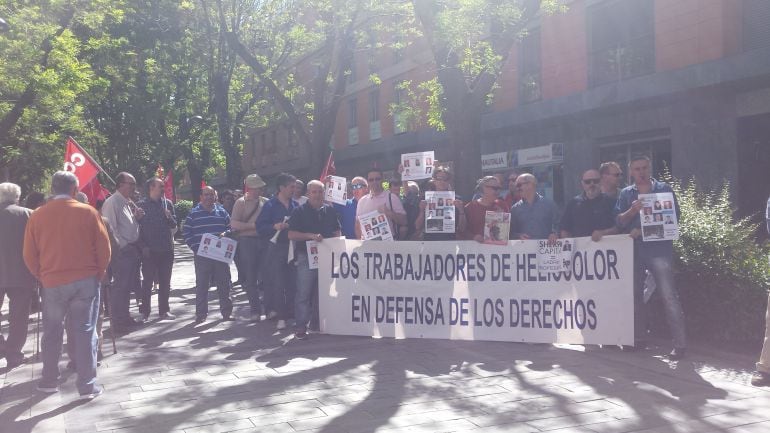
left=183, top=203, right=231, bottom=253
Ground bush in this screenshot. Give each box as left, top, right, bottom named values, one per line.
left=174, top=200, right=194, bottom=237
left=667, top=176, right=770, bottom=343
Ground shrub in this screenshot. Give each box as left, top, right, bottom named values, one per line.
left=667, top=176, right=770, bottom=343
left=174, top=200, right=194, bottom=237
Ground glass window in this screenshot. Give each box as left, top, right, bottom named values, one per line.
left=519, top=27, right=541, bottom=104
left=347, top=98, right=357, bottom=129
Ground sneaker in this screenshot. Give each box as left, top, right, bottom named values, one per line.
left=266, top=311, right=278, bottom=320
left=194, top=316, right=207, bottom=324
left=276, top=319, right=286, bottom=330
left=250, top=312, right=262, bottom=323
left=36, top=382, right=59, bottom=393
left=750, top=371, right=770, bottom=387
left=223, top=314, right=235, bottom=321
left=667, top=347, right=686, bottom=361
left=79, top=386, right=104, bottom=401
left=294, top=331, right=308, bottom=340
left=141, top=313, right=150, bottom=322
left=160, top=312, right=176, bottom=320
left=5, top=355, right=26, bottom=370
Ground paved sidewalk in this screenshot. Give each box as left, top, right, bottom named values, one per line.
left=1, top=243, right=769, bottom=433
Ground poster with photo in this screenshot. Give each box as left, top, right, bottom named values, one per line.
left=639, top=192, right=679, bottom=242
left=325, top=175, right=348, bottom=205
left=197, top=233, right=238, bottom=264
left=483, top=211, right=511, bottom=245
left=401, top=151, right=435, bottom=181
left=306, top=240, right=320, bottom=270
left=358, top=210, right=394, bottom=241
left=537, top=238, right=575, bottom=273
left=424, top=191, right=456, bottom=233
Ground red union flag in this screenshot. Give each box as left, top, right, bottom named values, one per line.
left=63, top=137, right=100, bottom=189
left=164, top=169, right=176, bottom=203
left=320, top=150, right=335, bottom=180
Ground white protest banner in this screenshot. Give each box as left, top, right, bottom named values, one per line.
left=318, top=235, right=634, bottom=345
left=537, top=238, right=575, bottom=273
left=197, top=233, right=238, bottom=264
left=307, top=240, right=320, bottom=270
left=358, top=210, right=394, bottom=241
left=325, top=175, right=348, bottom=205
left=401, top=151, right=435, bottom=181
left=639, top=192, right=679, bottom=241
left=424, top=191, right=455, bottom=234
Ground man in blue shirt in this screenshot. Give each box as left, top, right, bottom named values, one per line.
left=288, top=180, right=341, bottom=340
left=333, top=176, right=367, bottom=239
left=183, top=186, right=233, bottom=323
left=752, top=196, right=770, bottom=387
left=510, top=173, right=560, bottom=242
left=615, top=155, right=686, bottom=359
left=255, top=173, right=298, bottom=331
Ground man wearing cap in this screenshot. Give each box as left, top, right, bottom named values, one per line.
left=231, top=174, right=268, bottom=322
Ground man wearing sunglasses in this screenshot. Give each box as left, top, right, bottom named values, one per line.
left=600, top=161, right=623, bottom=199
left=355, top=168, right=406, bottom=240
left=560, top=169, right=618, bottom=242
left=510, top=173, right=560, bottom=243
left=333, top=176, right=368, bottom=239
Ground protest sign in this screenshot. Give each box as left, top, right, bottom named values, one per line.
left=317, top=236, right=634, bottom=345
left=424, top=191, right=455, bottom=234
left=537, top=238, right=575, bottom=273
left=197, top=233, right=237, bottom=264
left=358, top=210, right=394, bottom=241
left=307, top=240, right=320, bottom=269
left=484, top=211, right=510, bottom=245
left=639, top=192, right=679, bottom=241
left=325, top=175, right=347, bottom=205
left=401, top=151, right=435, bottom=181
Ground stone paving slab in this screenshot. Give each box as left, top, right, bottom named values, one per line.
left=2, top=243, right=769, bottom=433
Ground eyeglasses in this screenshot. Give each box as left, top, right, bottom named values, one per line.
left=351, top=184, right=366, bottom=190
left=122, top=181, right=136, bottom=186
left=434, top=177, right=449, bottom=182
left=484, top=185, right=501, bottom=191
left=515, top=181, right=531, bottom=188
left=582, top=178, right=601, bottom=185
left=605, top=172, right=623, bottom=177
left=368, top=177, right=382, bottom=182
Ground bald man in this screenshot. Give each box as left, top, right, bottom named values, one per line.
left=510, top=173, right=560, bottom=242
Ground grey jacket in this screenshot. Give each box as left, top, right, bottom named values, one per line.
left=0, top=202, right=36, bottom=288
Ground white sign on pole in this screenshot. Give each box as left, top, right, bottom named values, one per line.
left=196, top=233, right=238, bottom=264
left=317, top=236, right=634, bottom=346
left=401, top=151, right=435, bottom=181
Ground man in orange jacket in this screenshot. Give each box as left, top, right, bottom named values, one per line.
left=23, top=171, right=111, bottom=400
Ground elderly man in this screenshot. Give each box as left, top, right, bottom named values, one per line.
left=231, top=174, right=268, bottom=322
left=462, top=176, right=506, bottom=242
left=101, top=172, right=145, bottom=331
left=510, top=173, right=560, bottom=242
left=502, top=171, right=521, bottom=210
left=0, top=183, right=35, bottom=369
left=600, top=161, right=623, bottom=199
left=23, top=171, right=111, bottom=399
left=334, top=177, right=368, bottom=239
left=752, top=196, right=770, bottom=387
left=355, top=168, right=407, bottom=240
left=256, top=173, right=299, bottom=330
left=560, top=169, right=618, bottom=241
left=616, top=155, right=686, bottom=359
left=138, top=177, right=177, bottom=321
left=183, top=187, right=233, bottom=323
left=288, top=180, right=341, bottom=340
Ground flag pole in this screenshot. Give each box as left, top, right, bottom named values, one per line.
left=67, top=136, right=116, bottom=186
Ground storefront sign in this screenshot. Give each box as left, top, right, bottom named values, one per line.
left=481, top=151, right=509, bottom=172
left=515, top=143, right=564, bottom=167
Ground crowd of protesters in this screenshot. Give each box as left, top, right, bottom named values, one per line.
left=1, top=154, right=769, bottom=402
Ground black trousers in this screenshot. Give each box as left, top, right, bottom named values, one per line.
left=0, top=285, right=34, bottom=362
left=140, top=249, right=174, bottom=316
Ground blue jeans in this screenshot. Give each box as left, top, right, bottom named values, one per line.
left=41, top=276, right=100, bottom=395
left=634, top=244, right=687, bottom=348
left=264, top=242, right=295, bottom=320
left=238, top=236, right=262, bottom=314
left=193, top=256, right=233, bottom=319
left=294, top=254, right=318, bottom=332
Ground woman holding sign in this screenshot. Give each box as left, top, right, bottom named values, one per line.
left=461, top=176, right=505, bottom=242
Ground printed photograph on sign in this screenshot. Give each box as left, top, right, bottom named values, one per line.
left=307, top=240, right=320, bottom=270
left=196, top=233, right=238, bottom=264
left=424, top=191, right=456, bottom=233
left=325, top=175, right=347, bottom=205
left=358, top=210, right=394, bottom=241
left=483, top=211, right=510, bottom=245
left=639, top=192, right=679, bottom=241
left=400, top=151, right=435, bottom=181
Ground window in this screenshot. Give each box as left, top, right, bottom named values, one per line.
left=588, top=0, right=654, bottom=86
left=744, top=0, right=770, bottom=51
left=393, top=33, right=404, bottom=64
left=369, top=89, right=381, bottom=141
left=519, top=27, right=541, bottom=104
left=599, top=139, right=672, bottom=186
left=393, top=82, right=407, bottom=134
left=367, top=31, right=378, bottom=74
left=347, top=98, right=359, bottom=145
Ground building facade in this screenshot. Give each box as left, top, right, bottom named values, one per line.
left=243, top=0, right=770, bottom=223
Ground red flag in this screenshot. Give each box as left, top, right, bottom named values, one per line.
left=63, top=137, right=101, bottom=189
left=164, top=170, right=176, bottom=203
left=83, top=177, right=109, bottom=207
left=200, top=180, right=207, bottom=189
left=320, top=151, right=336, bottom=180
